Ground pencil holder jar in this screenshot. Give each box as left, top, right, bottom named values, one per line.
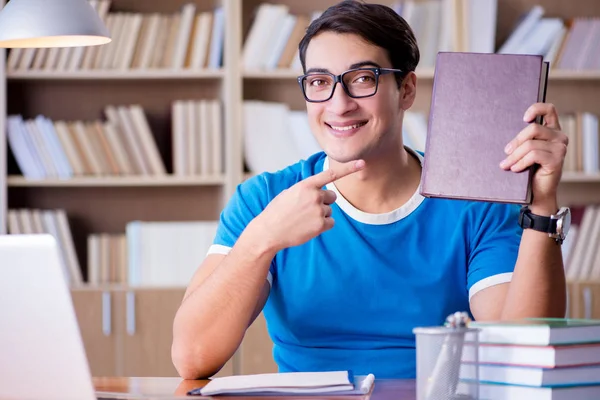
left=413, top=313, right=480, bottom=400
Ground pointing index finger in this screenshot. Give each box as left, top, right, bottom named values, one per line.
left=305, top=159, right=365, bottom=188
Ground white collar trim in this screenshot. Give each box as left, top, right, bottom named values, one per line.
left=323, top=147, right=425, bottom=225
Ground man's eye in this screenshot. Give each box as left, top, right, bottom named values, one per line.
left=354, top=75, right=375, bottom=83
left=310, top=79, right=327, bottom=87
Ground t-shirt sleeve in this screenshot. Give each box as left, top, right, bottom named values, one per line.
left=207, top=175, right=275, bottom=284
left=467, top=202, right=522, bottom=301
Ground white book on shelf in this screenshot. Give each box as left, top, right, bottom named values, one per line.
left=136, top=13, right=162, bottom=69
left=116, top=106, right=151, bottom=174
left=242, top=4, right=283, bottom=70
left=102, top=122, right=134, bottom=175
left=30, top=209, right=45, bottom=234
left=53, top=121, right=87, bottom=176
left=83, top=121, right=112, bottom=175
left=172, top=3, right=196, bottom=69
left=6, top=48, right=23, bottom=72
left=92, top=121, right=120, bottom=175
left=107, top=12, right=134, bottom=69
left=467, top=0, right=497, bottom=53
left=161, top=13, right=182, bottom=68
left=70, top=121, right=103, bottom=175
left=288, top=111, right=321, bottom=159
left=265, top=14, right=297, bottom=70
left=544, top=24, right=567, bottom=66
left=185, top=100, right=197, bottom=176
left=55, top=47, right=73, bottom=71
left=582, top=112, right=599, bottom=174
left=210, top=100, right=223, bottom=174
left=516, top=18, right=564, bottom=57
left=418, top=1, right=441, bottom=68
left=101, top=12, right=126, bottom=69
left=41, top=210, right=78, bottom=285
left=6, top=210, right=22, bottom=234
left=103, top=105, right=141, bottom=174
left=6, top=115, right=44, bottom=179
left=16, top=48, right=36, bottom=71
left=18, top=209, right=35, bottom=234
left=578, top=205, right=600, bottom=280
left=118, top=13, right=143, bottom=70
left=87, top=234, right=101, bottom=285
left=128, top=105, right=167, bottom=175
left=498, top=5, right=544, bottom=54
left=31, top=48, right=48, bottom=70
left=557, top=19, right=587, bottom=70
left=189, top=12, right=212, bottom=69
left=150, top=15, right=171, bottom=68
left=566, top=206, right=598, bottom=281
left=574, top=18, right=600, bottom=70
left=172, top=100, right=187, bottom=176
left=54, top=209, right=83, bottom=286
left=36, top=116, right=73, bottom=179
left=25, top=119, right=59, bottom=178
left=198, top=100, right=211, bottom=176
left=43, top=47, right=61, bottom=71
left=208, top=6, right=225, bottom=69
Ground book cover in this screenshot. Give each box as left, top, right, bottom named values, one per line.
left=420, top=52, right=549, bottom=204
left=469, top=318, right=600, bottom=346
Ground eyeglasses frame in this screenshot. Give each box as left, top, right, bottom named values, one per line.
left=297, top=67, right=405, bottom=103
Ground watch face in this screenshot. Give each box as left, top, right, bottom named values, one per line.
left=558, top=207, right=571, bottom=239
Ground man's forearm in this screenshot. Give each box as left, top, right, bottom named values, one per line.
left=501, top=203, right=567, bottom=319
left=172, top=223, right=277, bottom=378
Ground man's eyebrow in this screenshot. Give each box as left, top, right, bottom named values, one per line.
left=304, top=61, right=383, bottom=75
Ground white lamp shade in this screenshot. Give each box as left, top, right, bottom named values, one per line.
left=0, top=0, right=111, bottom=48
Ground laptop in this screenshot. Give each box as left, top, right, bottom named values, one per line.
left=0, top=234, right=182, bottom=400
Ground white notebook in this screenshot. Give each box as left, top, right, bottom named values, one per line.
left=190, top=371, right=375, bottom=396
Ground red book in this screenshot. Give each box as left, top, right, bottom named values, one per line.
left=420, top=52, right=549, bottom=204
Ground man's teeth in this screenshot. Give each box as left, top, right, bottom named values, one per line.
left=330, top=123, right=365, bottom=131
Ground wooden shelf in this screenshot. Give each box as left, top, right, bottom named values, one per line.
left=560, top=172, right=600, bottom=183
left=6, top=175, right=226, bottom=187
left=6, top=69, right=225, bottom=80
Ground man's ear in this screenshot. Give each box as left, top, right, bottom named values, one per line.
left=399, top=72, right=417, bottom=111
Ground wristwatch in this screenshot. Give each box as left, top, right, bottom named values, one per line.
left=518, top=206, right=571, bottom=244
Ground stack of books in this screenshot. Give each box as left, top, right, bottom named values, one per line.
left=458, top=318, right=600, bottom=399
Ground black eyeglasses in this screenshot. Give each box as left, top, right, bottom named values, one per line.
left=297, top=67, right=404, bottom=103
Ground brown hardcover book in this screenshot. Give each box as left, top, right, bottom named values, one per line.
left=420, top=52, right=549, bottom=204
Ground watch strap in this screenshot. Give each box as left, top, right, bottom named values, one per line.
left=518, top=206, right=558, bottom=234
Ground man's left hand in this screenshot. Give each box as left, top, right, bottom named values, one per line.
left=499, top=103, right=568, bottom=215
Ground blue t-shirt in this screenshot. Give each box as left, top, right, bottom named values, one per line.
left=209, top=149, right=521, bottom=378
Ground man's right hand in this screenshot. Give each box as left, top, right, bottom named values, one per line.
left=249, top=159, right=366, bottom=253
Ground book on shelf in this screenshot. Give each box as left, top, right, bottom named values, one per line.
left=565, top=205, right=600, bottom=282
left=87, top=234, right=127, bottom=285
left=6, top=209, right=82, bottom=286
left=6, top=100, right=224, bottom=181
left=420, top=52, right=549, bottom=204
left=5, top=1, right=225, bottom=73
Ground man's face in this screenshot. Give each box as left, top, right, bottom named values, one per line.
left=303, top=32, right=405, bottom=163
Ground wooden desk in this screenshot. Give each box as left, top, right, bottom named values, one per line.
left=93, top=377, right=416, bottom=399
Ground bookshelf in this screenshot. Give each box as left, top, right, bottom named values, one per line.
left=2, top=0, right=600, bottom=376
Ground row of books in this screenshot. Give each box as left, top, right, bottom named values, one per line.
left=394, top=0, right=497, bottom=68
left=7, top=100, right=225, bottom=179
left=172, top=100, right=223, bottom=177
left=454, top=319, right=600, bottom=399
left=500, top=8, right=600, bottom=71
left=88, top=223, right=217, bottom=287
left=242, top=100, right=427, bottom=174
left=7, top=105, right=166, bottom=179
left=6, top=209, right=81, bottom=286
left=565, top=205, right=600, bottom=283
left=6, top=1, right=225, bottom=72
left=561, top=112, right=599, bottom=174
left=6, top=208, right=220, bottom=288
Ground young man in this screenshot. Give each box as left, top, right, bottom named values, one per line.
left=172, top=0, right=569, bottom=379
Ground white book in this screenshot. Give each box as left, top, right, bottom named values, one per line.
left=208, top=6, right=225, bottom=69
left=36, top=116, right=73, bottom=179
left=128, top=105, right=167, bottom=175
left=17, top=48, right=36, bottom=71
left=40, top=210, right=73, bottom=285
left=171, top=100, right=187, bottom=176
left=210, top=100, right=223, bottom=174
left=54, top=209, right=83, bottom=286
left=118, top=13, right=143, bottom=70
left=53, top=121, right=86, bottom=176
left=467, top=0, right=497, bottom=53
left=102, top=122, right=135, bottom=175
left=566, top=206, right=598, bottom=281
left=134, top=13, right=161, bottom=69
left=516, top=18, right=564, bottom=56
left=186, top=100, right=197, bottom=175
left=6, top=115, right=44, bottom=179
left=26, top=119, right=59, bottom=178
left=87, top=234, right=101, bottom=285
left=582, top=112, right=599, bottom=174
left=196, top=372, right=374, bottom=396
left=189, top=12, right=212, bottom=69
left=265, top=14, right=297, bottom=70
left=498, top=5, right=544, bottom=54
left=198, top=100, right=211, bottom=176
left=171, top=3, right=196, bottom=69
left=7, top=210, right=22, bottom=234
left=544, top=24, right=567, bottom=65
